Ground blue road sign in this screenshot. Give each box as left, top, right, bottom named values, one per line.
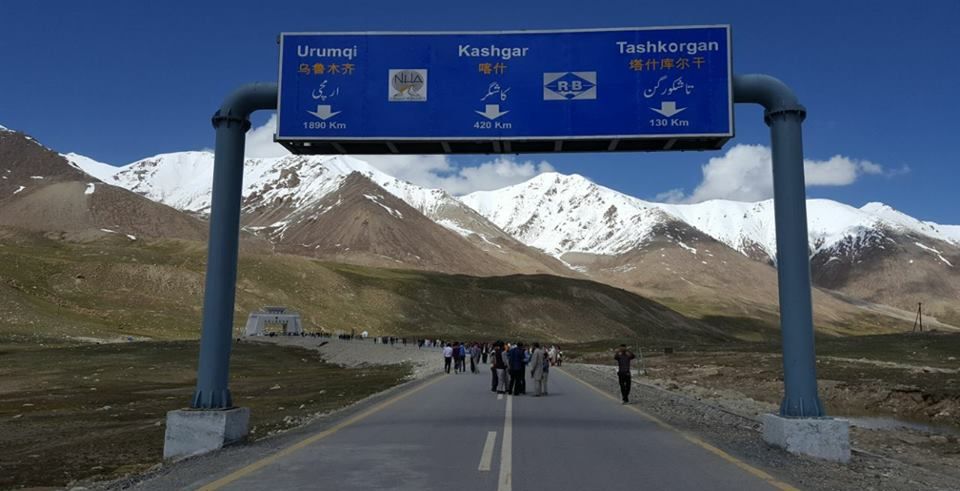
left=276, top=26, right=732, bottom=154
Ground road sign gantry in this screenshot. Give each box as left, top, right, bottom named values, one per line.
left=168, top=25, right=841, bottom=463
left=276, top=26, right=733, bottom=154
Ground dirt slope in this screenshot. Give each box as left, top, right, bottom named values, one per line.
left=0, top=130, right=208, bottom=241
left=563, top=220, right=912, bottom=337
left=812, top=232, right=960, bottom=327
left=244, top=172, right=528, bottom=276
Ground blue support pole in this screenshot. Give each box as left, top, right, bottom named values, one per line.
left=191, top=83, right=278, bottom=409
left=733, top=74, right=825, bottom=418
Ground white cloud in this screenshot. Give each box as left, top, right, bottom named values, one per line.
left=364, top=155, right=554, bottom=195
left=244, top=114, right=290, bottom=159
left=666, top=144, right=901, bottom=203
left=654, top=188, right=686, bottom=204
left=242, top=116, right=554, bottom=195
left=443, top=157, right=555, bottom=195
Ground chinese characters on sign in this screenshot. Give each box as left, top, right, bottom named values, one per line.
left=298, top=63, right=357, bottom=75
left=628, top=57, right=706, bottom=71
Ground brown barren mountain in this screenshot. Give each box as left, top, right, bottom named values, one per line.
left=563, top=219, right=914, bottom=337
left=812, top=231, right=960, bottom=327
left=0, top=130, right=208, bottom=241
left=244, top=172, right=523, bottom=275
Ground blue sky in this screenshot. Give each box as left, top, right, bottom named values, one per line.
left=1, top=1, right=957, bottom=222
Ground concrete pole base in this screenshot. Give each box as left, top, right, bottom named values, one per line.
left=761, top=413, right=850, bottom=462
left=163, top=407, right=250, bottom=461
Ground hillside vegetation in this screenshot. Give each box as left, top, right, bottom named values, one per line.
left=0, top=229, right=731, bottom=345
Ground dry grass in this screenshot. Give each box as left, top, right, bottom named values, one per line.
left=0, top=340, right=411, bottom=489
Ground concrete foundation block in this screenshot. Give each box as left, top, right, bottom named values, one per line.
left=163, top=407, right=250, bottom=461
left=761, top=413, right=850, bottom=463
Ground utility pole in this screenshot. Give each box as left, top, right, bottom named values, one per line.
left=913, top=302, right=923, bottom=333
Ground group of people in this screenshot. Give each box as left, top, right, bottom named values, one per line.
left=489, top=341, right=554, bottom=397
left=440, top=341, right=637, bottom=404
left=441, top=342, right=484, bottom=374
left=440, top=341, right=564, bottom=397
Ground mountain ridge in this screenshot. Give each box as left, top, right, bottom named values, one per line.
left=65, top=146, right=959, bottom=328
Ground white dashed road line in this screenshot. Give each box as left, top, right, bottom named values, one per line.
left=498, top=395, right=513, bottom=491
left=478, top=431, right=497, bottom=471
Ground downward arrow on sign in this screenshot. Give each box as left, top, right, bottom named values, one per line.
left=475, top=104, right=509, bottom=120
left=650, top=101, right=686, bottom=118
left=307, top=104, right=341, bottom=120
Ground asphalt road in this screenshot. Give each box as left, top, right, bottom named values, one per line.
left=164, top=368, right=793, bottom=491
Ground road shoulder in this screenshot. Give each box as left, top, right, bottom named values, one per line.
left=562, top=363, right=959, bottom=491
left=99, top=372, right=444, bottom=490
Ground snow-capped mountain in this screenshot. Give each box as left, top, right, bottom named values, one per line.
left=69, top=150, right=570, bottom=276
left=74, top=151, right=510, bottom=242
left=71, top=151, right=958, bottom=270
left=461, top=172, right=960, bottom=328
left=461, top=172, right=960, bottom=264
left=61, top=146, right=960, bottom=328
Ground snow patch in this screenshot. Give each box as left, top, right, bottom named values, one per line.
left=363, top=193, right=403, bottom=219
left=436, top=218, right=474, bottom=238
left=677, top=241, right=697, bottom=254
left=85, top=183, right=96, bottom=195
left=914, top=242, right=953, bottom=267
left=30, top=176, right=44, bottom=180
left=12, top=185, right=25, bottom=195
left=126, top=234, right=136, bottom=241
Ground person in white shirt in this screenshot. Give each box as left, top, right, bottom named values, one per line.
left=442, top=344, right=454, bottom=373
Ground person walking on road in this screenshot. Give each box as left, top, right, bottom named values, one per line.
left=453, top=342, right=462, bottom=373
left=508, top=342, right=526, bottom=395
left=529, top=343, right=546, bottom=396
left=614, top=344, right=636, bottom=404
left=490, top=343, right=500, bottom=391
left=470, top=343, right=481, bottom=374
left=519, top=345, right=531, bottom=394
left=493, top=342, right=508, bottom=394
left=443, top=343, right=453, bottom=374
left=541, top=349, right=550, bottom=395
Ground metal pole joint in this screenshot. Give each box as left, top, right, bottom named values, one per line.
left=211, top=110, right=252, bottom=132
left=763, top=106, right=806, bottom=126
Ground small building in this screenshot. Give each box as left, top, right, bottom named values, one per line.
left=244, top=306, right=303, bottom=336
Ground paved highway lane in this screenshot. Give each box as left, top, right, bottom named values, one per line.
left=180, top=368, right=794, bottom=491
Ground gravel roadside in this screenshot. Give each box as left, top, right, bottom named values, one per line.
left=249, top=336, right=444, bottom=379
left=563, top=363, right=960, bottom=491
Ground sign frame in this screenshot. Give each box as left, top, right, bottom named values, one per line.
left=275, top=25, right=734, bottom=154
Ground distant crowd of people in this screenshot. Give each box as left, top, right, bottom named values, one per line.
left=246, top=330, right=637, bottom=404
left=441, top=341, right=563, bottom=397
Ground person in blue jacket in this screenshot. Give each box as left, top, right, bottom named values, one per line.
left=508, top=342, right=526, bottom=395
